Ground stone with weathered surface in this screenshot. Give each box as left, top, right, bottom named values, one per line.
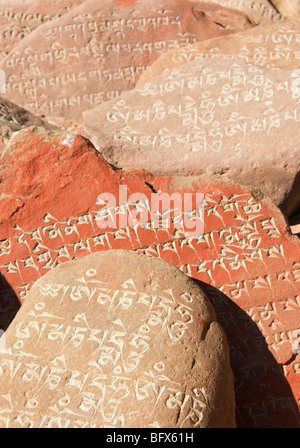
left=137, top=18, right=300, bottom=86
left=289, top=213, right=300, bottom=237
left=0, top=0, right=86, bottom=61
left=0, top=97, right=56, bottom=140
left=0, top=249, right=236, bottom=428
left=270, top=0, right=300, bottom=17
left=0, top=0, right=254, bottom=122
left=0, top=126, right=299, bottom=427
left=84, top=58, right=300, bottom=218
left=195, top=0, right=282, bottom=24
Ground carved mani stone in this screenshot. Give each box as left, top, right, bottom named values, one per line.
left=0, top=127, right=299, bottom=427
left=136, top=18, right=300, bottom=86
left=83, top=57, right=300, bottom=218
left=0, top=0, right=254, bottom=121
left=0, top=249, right=236, bottom=428
left=0, top=0, right=86, bottom=61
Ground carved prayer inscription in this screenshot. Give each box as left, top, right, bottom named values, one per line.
left=0, top=128, right=299, bottom=427
left=199, top=0, right=282, bottom=24
left=84, top=58, right=300, bottom=217
left=137, top=18, right=300, bottom=85
left=0, top=250, right=236, bottom=428
left=0, top=0, right=254, bottom=120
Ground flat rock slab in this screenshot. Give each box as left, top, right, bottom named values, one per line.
left=137, top=18, right=300, bottom=85
left=195, top=0, right=282, bottom=24
left=0, top=250, right=236, bottom=428
left=84, top=58, right=300, bottom=218
left=0, top=127, right=299, bottom=427
left=0, top=0, right=85, bottom=60
left=0, top=0, right=254, bottom=121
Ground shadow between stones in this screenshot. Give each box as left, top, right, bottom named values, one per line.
left=194, top=279, right=300, bottom=429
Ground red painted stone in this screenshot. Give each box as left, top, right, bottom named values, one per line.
left=0, top=127, right=299, bottom=427
left=0, top=0, right=254, bottom=121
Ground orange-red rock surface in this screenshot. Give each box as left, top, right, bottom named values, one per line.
left=0, top=128, right=299, bottom=427
left=0, top=0, right=86, bottom=60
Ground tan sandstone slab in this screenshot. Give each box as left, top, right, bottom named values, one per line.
left=0, top=0, right=86, bottom=61
left=84, top=57, right=300, bottom=218
left=0, top=0, right=254, bottom=121
left=0, top=127, right=299, bottom=427
left=290, top=213, right=300, bottom=237
left=137, top=18, right=300, bottom=86
left=0, top=249, right=236, bottom=428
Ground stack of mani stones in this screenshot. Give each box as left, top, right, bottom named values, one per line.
left=0, top=0, right=299, bottom=429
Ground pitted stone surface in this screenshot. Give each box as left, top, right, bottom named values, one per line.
left=0, top=127, right=299, bottom=427
left=0, top=0, right=254, bottom=121
left=0, top=249, right=236, bottom=428
left=84, top=58, right=300, bottom=217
